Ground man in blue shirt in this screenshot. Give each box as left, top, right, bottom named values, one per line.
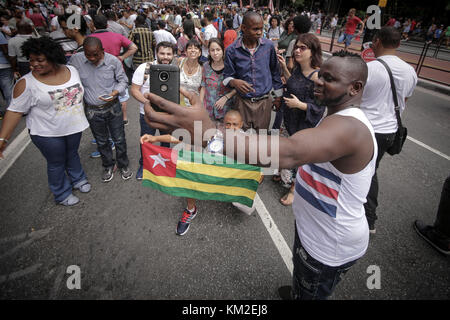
left=223, top=11, right=283, bottom=131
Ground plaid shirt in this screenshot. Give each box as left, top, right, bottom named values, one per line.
left=128, top=27, right=155, bottom=65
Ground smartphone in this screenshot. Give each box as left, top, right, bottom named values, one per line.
left=99, top=94, right=114, bottom=100
left=150, top=64, right=180, bottom=112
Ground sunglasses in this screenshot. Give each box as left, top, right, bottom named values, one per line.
left=294, top=45, right=309, bottom=51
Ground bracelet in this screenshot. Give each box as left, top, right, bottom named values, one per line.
left=0, top=138, right=8, bottom=143
left=224, top=95, right=229, bottom=100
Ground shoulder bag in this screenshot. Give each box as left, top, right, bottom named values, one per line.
left=377, top=58, right=407, bottom=156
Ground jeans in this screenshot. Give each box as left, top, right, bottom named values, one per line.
left=85, top=100, right=129, bottom=169
left=272, top=108, right=283, bottom=130
left=364, top=132, right=396, bottom=226
left=0, top=67, right=14, bottom=111
left=338, top=33, right=354, bottom=46
left=292, top=226, right=357, bottom=300
left=139, top=113, right=169, bottom=166
left=30, top=132, right=88, bottom=202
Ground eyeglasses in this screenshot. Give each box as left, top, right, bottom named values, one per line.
left=294, top=45, right=309, bottom=52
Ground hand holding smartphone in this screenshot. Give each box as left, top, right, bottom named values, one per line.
left=99, top=94, right=114, bottom=101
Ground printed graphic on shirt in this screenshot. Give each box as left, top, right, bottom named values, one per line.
left=48, top=83, right=83, bottom=113
left=295, top=163, right=342, bottom=218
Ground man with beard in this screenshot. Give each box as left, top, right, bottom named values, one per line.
left=142, top=50, right=377, bottom=300
left=130, top=41, right=175, bottom=180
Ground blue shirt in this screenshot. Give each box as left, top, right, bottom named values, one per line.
left=223, top=37, right=283, bottom=99
left=69, top=52, right=128, bottom=106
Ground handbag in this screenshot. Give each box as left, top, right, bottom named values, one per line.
left=377, top=58, right=407, bottom=156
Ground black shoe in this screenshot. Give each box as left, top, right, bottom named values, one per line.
left=278, top=286, right=293, bottom=300
left=414, top=220, right=450, bottom=256
left=368, top=220, right=376, bottom=234
left=102, top=167, right=114, bottom=182
left=120, top=166, right=133, bottom=180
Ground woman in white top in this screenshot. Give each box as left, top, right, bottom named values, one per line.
left=0, top=37, right=90, bottom=206
left=267, top=16, right=283, bottom=46
left=178, top=39, right=202, bottom=106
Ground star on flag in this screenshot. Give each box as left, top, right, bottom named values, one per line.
left=150, top=153, right=170, bottom=169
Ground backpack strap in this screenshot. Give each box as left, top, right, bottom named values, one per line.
left=143, top=61, right=151, bottom=83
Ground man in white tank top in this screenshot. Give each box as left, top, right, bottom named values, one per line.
left=141, top=51, right=377, bottom=300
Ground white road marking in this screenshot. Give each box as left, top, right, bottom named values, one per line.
left=0, top=228, right=52, bottom=260
left=407, top=136, right=450, bottom=161
left=49, top=266, right=66, bottom=300
left=0, top=128, right=31, bottom=180
left=0, top=232, right=27, bottom=245
left=0, top=263, right=42, bottom=284
left=254, top=194, right=293, bottom=275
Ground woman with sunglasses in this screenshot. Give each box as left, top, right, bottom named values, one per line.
left=276, top=33, right=325, bottom=206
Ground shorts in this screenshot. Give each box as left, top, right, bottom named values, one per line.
left=119, top=88, right=130, bottom=103
left=338, top=33, right=354, bottom=46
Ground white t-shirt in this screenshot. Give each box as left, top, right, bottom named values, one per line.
left=153, top=29, right=177, bottom=45
left=7, top=65, right=89, bottom=137
left=132, top=61, right=156, bottom=115
left=174, top=14, right=182, bottom=27
left=50, top=15, right=60, bottom=31
left=361, top=55, right=417, bottom=134
left=202, top=24, right=218, bottom=57
left=8, top=34, right=33, bottom=62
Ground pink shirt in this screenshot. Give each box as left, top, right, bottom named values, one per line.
left=89, top=32, right=132, bottom=57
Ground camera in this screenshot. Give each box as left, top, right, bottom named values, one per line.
left=150, top=64, right=180, bottom=112
left=159, top=71, right=170, bottom=82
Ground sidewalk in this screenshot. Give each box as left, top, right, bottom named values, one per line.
left=315, top=33, right=450, bottom=88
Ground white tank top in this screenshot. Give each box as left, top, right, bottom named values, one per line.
left=180, top=57, right=202, bottom=93
left=293, top=107, right=378, bottom=266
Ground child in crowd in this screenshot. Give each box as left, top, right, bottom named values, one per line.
left=140, top=109, right=256, bottom=236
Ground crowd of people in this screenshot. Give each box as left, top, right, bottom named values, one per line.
left=0, top=0, right=448, bottom=300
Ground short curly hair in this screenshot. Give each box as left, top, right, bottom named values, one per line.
left=21, top=37, right=67, bottom=65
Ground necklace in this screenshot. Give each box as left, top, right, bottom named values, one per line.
left=184, top=60, right=198, bottom=75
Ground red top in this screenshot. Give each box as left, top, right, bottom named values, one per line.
left=30, top=13, right=46, bottom=27
left=345, top=16, right=362, bottom=35
left=386, top=18, right=396, bottom=26
left=89, top=32, right=132, bottom=57
left=223, top=29, right=237, bottom=49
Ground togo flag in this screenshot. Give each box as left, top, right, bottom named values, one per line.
left=142, top=143, right=261, bottom=207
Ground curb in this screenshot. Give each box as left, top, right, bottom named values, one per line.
left=321, top=51, right=450, bottom=95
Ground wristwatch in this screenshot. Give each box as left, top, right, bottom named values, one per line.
left=206, top=130, right=224, bottom=154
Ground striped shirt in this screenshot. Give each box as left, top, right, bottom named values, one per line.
left=128, top=27, right=155, bottom=65
left=293, top=108, right=378, bottom=267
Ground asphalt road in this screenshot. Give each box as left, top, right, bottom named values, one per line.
left=0, top=85, right=449, bottom=300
